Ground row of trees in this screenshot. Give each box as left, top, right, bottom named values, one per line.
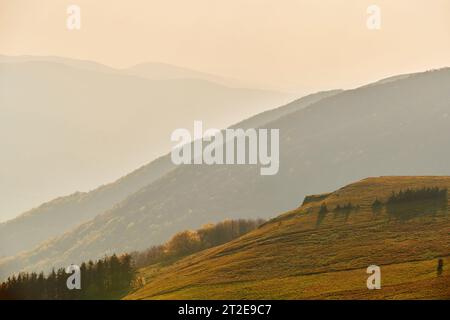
left=386, top=187, right=447, bottom=204
left=132, top=218, right=265, bottom=268
left=0, top=254, right=134, bottom=300
left=318, top=202, right=357, bottom=214
left=334, top=202, right=357, bottom=212
left=372, top=187, right=448, bottom=208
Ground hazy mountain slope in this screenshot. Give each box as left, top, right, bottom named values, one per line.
left=229, top=89, right=342, bottom=129
left=0, top=155, right=175, bottom=258
left=124, top=62, right=281, bottom=91
left=0, top=56, right=242, bottom=86
left=0, top=57, right=287, bottom=222
left=126, top=176, right=450, bottom=299
left=2, top=68, right=450, bottom=278
left=125, top=62, right=231, bottom=84
left=0, top=78, right=328, bottom=262
left=0, top=89, right=338, bottom=274
left=0, top=55, right=120, bottom=75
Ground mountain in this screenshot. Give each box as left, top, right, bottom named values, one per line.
left=0, top=55, right=120, bottom=75
left=0, top=55, right=288, bottom=223
left=0, top=155, right=175, bottom=258
left=2, top=68, right=450, bottom=280
left=126, top=176, right=450, bottom=299
left=0, top=82, right=330, bottom=261
left=125, top=62, right=233, bottom=86
left=0, top=56, right=246, bottom=87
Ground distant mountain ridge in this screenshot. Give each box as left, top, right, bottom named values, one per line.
left=125, top=62, right=236, bottom=87
left=0, top=55, right=273, bottom=89
left=0, top=70, right=331, bottom=260
left=0, top=155, right=174, bottom=258
left=0, top=55, right=289, bottom=225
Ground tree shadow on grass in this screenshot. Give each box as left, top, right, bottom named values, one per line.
left=386, top=198, right=448, bottom=221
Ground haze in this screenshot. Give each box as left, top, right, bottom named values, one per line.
left=1, top=0, right=450, bottom=91
left=1, top=0, right=450, bottom=222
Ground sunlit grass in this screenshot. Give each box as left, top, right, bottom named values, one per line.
left=125, top=177, right=450, bottom=300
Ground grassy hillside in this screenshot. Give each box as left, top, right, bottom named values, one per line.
left=126, top=177, right=450, bottom=300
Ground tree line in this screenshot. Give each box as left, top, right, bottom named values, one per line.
left=372, top=187, right=448, bottom=208
left=131, top=218, right=265, bottom=268
left=0, top=254, right=134, bottom=300
left=386, top=187, right=447, bottom=204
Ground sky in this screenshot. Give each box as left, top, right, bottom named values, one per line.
left=1, top=0, right=450, bottom=93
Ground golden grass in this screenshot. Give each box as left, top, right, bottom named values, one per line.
left=125, top=177, right=450, bottom=300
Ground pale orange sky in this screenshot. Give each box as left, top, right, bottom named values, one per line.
left=1, top=0, right=450, bottom=92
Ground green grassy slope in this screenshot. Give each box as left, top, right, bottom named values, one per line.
left=126, top=176, right=450, bottom=300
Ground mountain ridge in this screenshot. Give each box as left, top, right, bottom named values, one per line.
left=0, top=55, right=288, bottom=224
left=0, top=81, right=333, bottom=261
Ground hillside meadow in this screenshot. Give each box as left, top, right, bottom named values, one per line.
left=125, top=177, right=450, bottom=300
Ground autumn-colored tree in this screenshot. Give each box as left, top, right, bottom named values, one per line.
left=132, top=218, right=265, bottom=268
